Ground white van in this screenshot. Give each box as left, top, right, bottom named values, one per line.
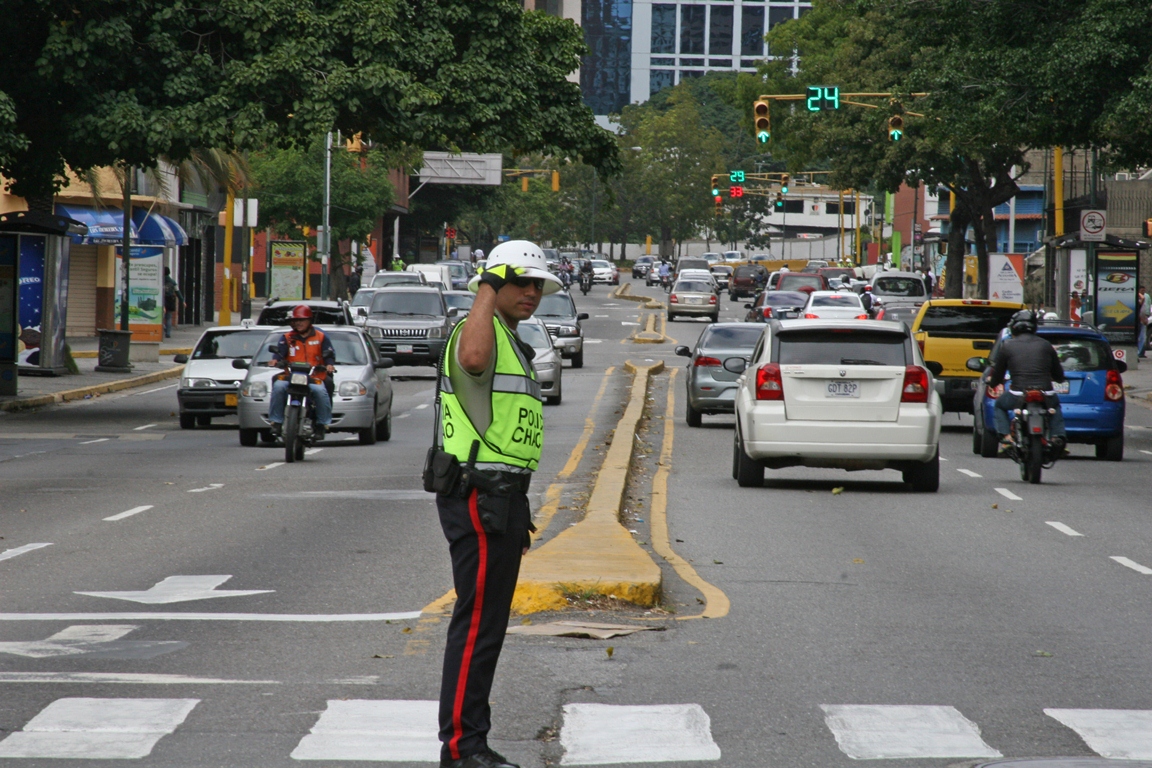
left=405, top=263, right=452, bottom=290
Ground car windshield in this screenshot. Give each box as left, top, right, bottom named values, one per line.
left=918, top=306, right=1018, bottom=337
left=192, top=330, right=270, bottom=360
left=778, top=329, right=908, bottom=366
left=761, top=292, right=808, bottom=307
left=254, top=331, right=368, bottom=366
left=675, top=281, right=713, bottom=293
left=351, top=290, right=377, bottom=307
left=370, top=273, right=422, bottom=287
left=443, top=294, right=474, bottom=312
left=439, top=262, right=466, bottom=278
left=536, top=293, right=576, bottom=317
left=811, top=295, right=863, bottom=308
left=516, top=323, right=552, bottom=351
left=711, top=266, right=733, bottom=275
left=873, top=276, right=926, bottom=296
left=701, top=325, right=762, bottom=349
left=779, top=274, right=824, bottom=290
left=258, top=304, right=346, bottom=325
left=734, top=266, right=762, bottom=278
left=1047, top=335, right=1112, bottom=371
left=370, top=292, right=444, bottom=316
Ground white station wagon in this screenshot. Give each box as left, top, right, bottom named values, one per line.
left=728, top=319, right=943, bottom=491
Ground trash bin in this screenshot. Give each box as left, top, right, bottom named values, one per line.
left=94, top=328, right=133, bottom=373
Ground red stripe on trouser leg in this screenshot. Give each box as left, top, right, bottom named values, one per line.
left=449, top=488, right=488, bottom=760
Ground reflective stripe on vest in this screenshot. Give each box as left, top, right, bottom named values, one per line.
left=440, top=317, right=542, bottom=472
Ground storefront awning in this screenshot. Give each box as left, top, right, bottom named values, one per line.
left=55, top=204, right=137, bottom=244
left=133, top=209, right=188, bottom=246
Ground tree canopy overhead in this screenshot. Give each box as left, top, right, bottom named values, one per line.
left=0, top=0, right=618, bottom=205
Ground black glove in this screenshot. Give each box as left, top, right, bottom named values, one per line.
left=478, top=263, right=522, bottom=293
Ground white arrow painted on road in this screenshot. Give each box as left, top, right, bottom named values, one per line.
left=187, top=483, right=224, bottom=493
left=0, top=625, right=186, bottom=659
left=75, top=575, right=273, bottom=605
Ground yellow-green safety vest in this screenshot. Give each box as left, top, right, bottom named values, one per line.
left=440, top=316, right=543, bottom=472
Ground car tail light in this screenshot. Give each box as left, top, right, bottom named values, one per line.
left=669, top=294, right=678, bottom=303
left=1106, top=369, right=1124, bottom=401
left=856, top=313, right=869, bottom=320
left=762, top=307, right=774, bottom=319
left=986, top=383, right=1003, bottom=399
left=1024, top=389, right=1046, bottom=403
left=804, top=313, right=819, bottom=319
left=709, top=295, right=717, bottom=304
left=755, top=363, right=784, bottom=401
left=901, top=365, right=929, bottom=403
left=694, top=356, right=722, bottom=367
left=961, top=299, right=991, bottom=305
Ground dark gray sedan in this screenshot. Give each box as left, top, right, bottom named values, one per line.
left=674, top=322, right=764, bottom=426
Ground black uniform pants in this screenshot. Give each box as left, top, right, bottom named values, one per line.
left=437, top=487, right=531, bottom=762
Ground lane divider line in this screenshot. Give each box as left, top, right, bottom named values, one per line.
left=995, top=488, right=1023, bottom=501
left=0, top=543, right=53, bottom=562
left=133, top=424, right=157, bottom=431
left=650, top=368, right=731, bottom=620
left=415, top=404, right=430, bottom=410
left=187, top=484, right=224, bottom=493
left=305, top=448, right=323, bottom=455
left=957, top=469, right=982, bottom=478
left=80, top=438, right=109, bottom=445
left=257, top=462, right=285, bottom=471
left=1141, top=450, right=1152, bottom=456
left=1111, top=556, right=1152, bottom=575
left=1046, top=521, right=1083, bottom=537
left=104, top=506, right=153, bottom=522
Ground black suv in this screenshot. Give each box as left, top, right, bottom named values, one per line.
left=257, top=299, right=353, bottom=326
left=362, top=286, right=457, bottom=366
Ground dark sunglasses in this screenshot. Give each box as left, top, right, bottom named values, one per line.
left=508, top=275, right=545, bottom=290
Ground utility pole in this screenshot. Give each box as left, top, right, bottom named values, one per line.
left=119, top=165, right=133, bottom=331
left=322, top=131, right=332, bottom=298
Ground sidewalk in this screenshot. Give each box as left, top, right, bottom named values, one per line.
left=1123, top=355, right=1152, bottom=409
left=0, top=321, right=213, bottom=413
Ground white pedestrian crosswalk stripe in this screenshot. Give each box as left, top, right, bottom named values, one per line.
left=560, top=703, right=721, bottom=765
left=291, top=699, right=440, bottom=762
left=1045, top=708, right=1152, bottom=760
left=820, top=704, right=1002, bottom=760
left=0, top=697, right=198, bottom=759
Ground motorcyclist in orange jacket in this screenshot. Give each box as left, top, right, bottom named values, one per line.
left=267, top=305, right=336, bottom=439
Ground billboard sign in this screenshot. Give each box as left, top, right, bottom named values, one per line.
left=1094, top=251, right=1138, bottom=345
left=269, top=241, right=306, bottom=300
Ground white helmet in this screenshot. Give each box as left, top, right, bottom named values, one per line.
left=468, top=240, right=564, bottom=295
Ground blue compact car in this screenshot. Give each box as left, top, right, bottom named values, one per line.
left=971, top=323, right=1126, bottom=460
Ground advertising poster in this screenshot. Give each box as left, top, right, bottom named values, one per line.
left=988, top=254, right=1025, bottom=303
left=269, top=241, right=306, bottom=300
left=17, top=235, right=45, bottom=366
left=115, top=246, right=164, bottom=342
left=1094, top=251, right=1138, bottom=346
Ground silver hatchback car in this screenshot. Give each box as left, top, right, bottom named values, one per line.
left=235, top=326, right=394, bottom=446
left=675, top=323, right=764, bottom=426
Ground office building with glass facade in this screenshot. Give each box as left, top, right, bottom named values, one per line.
left=569, top=0, right=811, bottom=117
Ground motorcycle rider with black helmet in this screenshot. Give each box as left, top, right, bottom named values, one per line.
left=985, top=309, right=1067, bottom=454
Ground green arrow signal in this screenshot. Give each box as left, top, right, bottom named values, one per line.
left=890, top=129, right=903, bottom=142
left=757, top=130, right=770, bottom=144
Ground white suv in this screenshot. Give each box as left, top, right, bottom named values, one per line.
left=728, top=319, right=942, bottom=491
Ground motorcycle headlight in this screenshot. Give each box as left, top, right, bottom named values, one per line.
left=183, top=378, right=215, bottom=389
left=366, top=326, right=383, bottom=338
left=338, top=381, right=368, bottom=397
left=559, top=325, right=579, bottom=337
left=243, top=381, right=268, bottom=399
left=427, top=326, right=444, bottom=339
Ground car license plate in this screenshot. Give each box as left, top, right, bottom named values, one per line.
left=826, top=380, right=860, bottom=398
left=224, top=393, right=238, bottom=407
left=1054, top=381, right=1069, bottom=394
left=687, top=297, right=702, bottom=305
left=397, top=344, right=414, bottom=354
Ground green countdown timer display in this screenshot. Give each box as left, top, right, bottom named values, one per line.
left=729, top=171, right=745, bottom=183
left=806, top=86, right=840, bottom=112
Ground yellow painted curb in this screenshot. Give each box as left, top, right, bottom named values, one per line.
left=0, top=366, right=185, bottom=412
left=632, top=312, right=666, bottom=344
left=611, top=282, right=665, bottom=310
left=512, top=361, right=664, bottom=613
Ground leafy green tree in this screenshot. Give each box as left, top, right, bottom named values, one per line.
left=0, top=0, right=617, bottom=209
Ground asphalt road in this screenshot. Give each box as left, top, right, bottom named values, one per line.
left=2, top=276, right=1152, bottom=767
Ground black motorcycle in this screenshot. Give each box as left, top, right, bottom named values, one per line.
left=1005, top=388, right=1060, bottom=484
left=281, top=362, right=328, bottom=463
left=579, top=271, right=593, bottom=295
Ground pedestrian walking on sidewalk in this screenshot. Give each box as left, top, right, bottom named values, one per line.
left=163, top=267, right=185, bottom=339
left=1138, top=286, right=1150, bottom=358
left=429, top=240, right=562, bottom=768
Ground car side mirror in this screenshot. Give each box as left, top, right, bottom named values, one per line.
left=375, top=358, right=394, bottom=369
left=1115, top=360, right=1128, bottom=373
left=674, top=345, right=691, bottom=358
left=356, top=307, right=368, bottom=316
left=268, top=345, right=279, bottom=354
left=924, top=361, right=944, bottom=377
left=577, top=313, right=589, bottom=321
left=173, top=354, right=189, bottom=364
left=723, top=357, right=747, bottom=374
left=231, top=358, right=250, bottom=370
left=446, top=307, right=459, bottom=318
left=965, top=357, right=989, bottom=372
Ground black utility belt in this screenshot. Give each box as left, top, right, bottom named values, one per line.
left=423, top=448, right=532, bottom=497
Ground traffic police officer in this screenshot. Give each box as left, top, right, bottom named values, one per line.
left=436, top=240, right=562, bottom=768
